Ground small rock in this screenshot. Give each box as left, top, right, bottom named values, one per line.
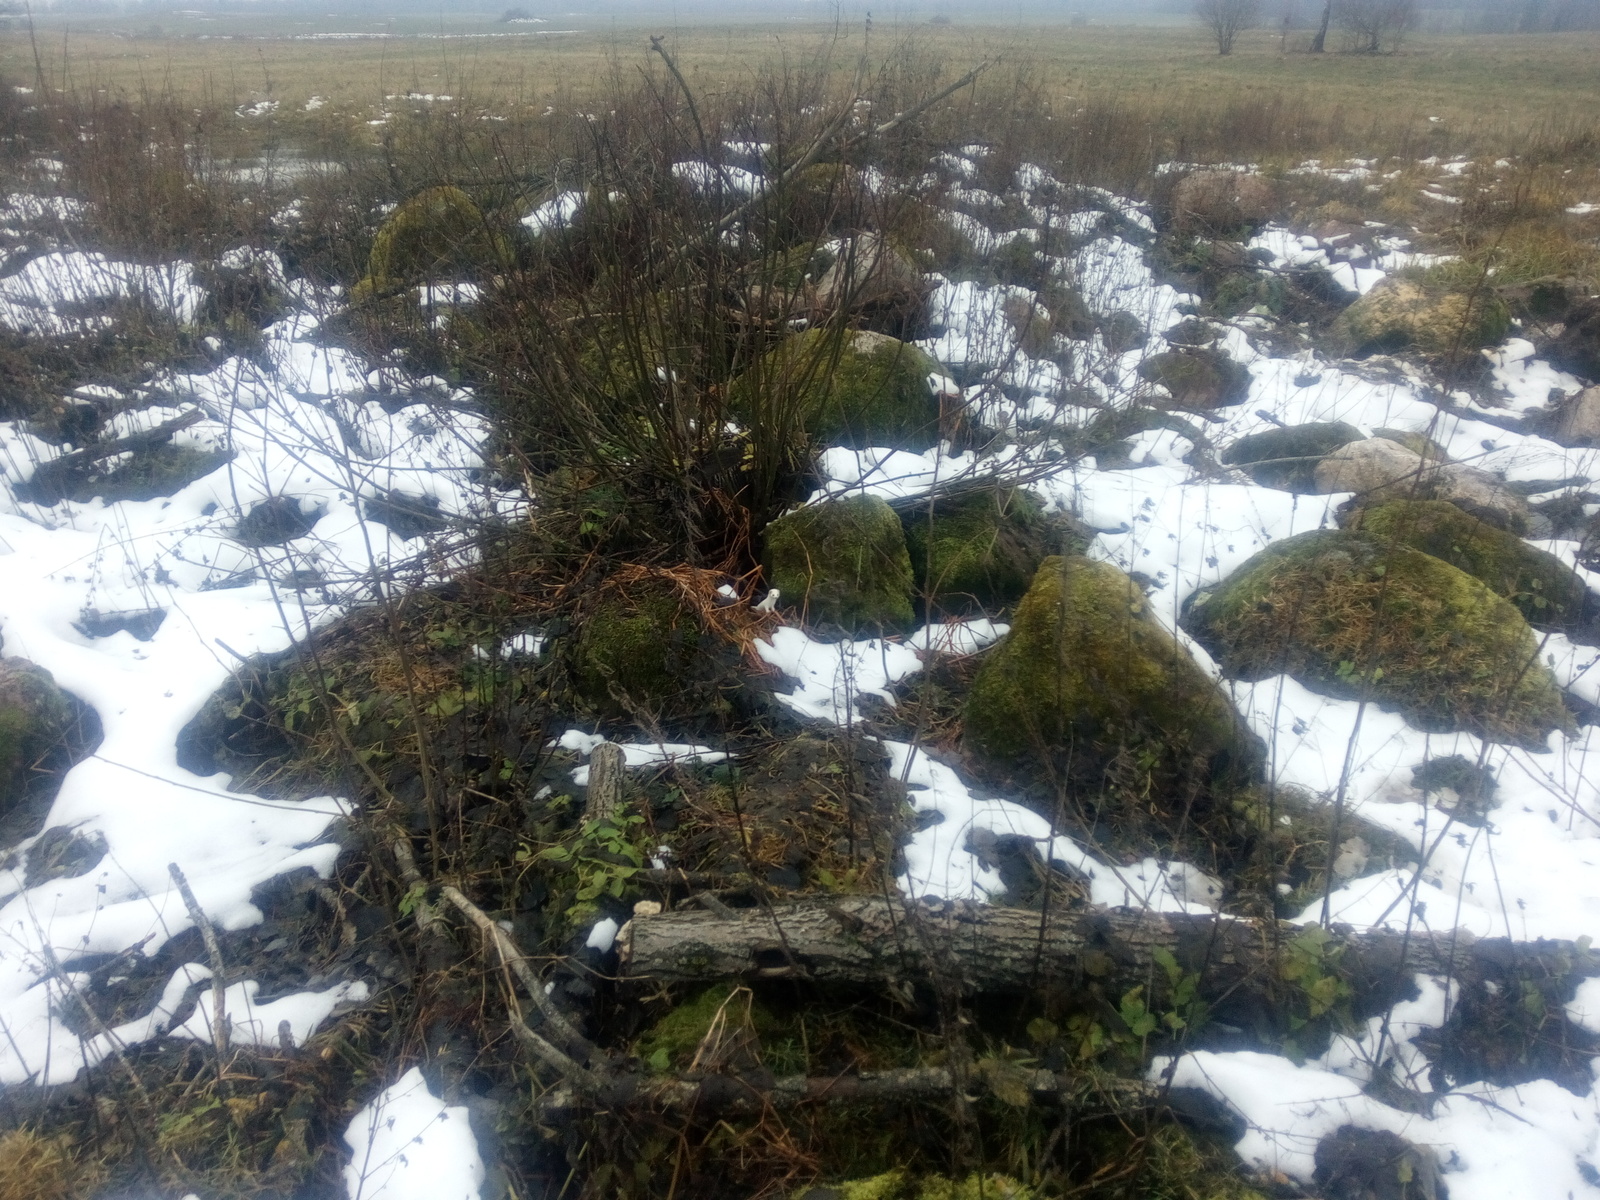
left=1313, top=1125, right=1446, bottom=1200
left=1554, top=385, right=1600, bottom=445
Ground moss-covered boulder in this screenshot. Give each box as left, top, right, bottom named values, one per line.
left=1183, top=529, right=1571, bottom=747
left=1222, top=422, right=1365, bottom=492
left=763, top=496, right=915, bottom=633
left=965, top=556, right=1259, bottom=788
left=361, top=185, right=505, bottom=292
left=734, top=328, right=944, bottom=452
left=1333, top=278, right=1510, bottom=361
left=574, top=588, right=715, bottom=719
left=1137, top=346, right=1251, bottom=410
left=1347, top=499, right=1589, bottom=630
left=903, top=489, right=1084, bottom=611
left=0, top=659, right=77, bottom=815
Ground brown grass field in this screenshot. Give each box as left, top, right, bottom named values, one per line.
left=3, top=19, right=1598, bottom=160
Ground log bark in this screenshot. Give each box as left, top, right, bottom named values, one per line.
left=584, top=742, right=625, bottom=823
left=618, top=896, right=1600, bottom=1014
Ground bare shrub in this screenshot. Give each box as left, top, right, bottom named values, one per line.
left=1196, top=0, right=1263, bottom=54
left=1337, top=0, right=1417, bottom=52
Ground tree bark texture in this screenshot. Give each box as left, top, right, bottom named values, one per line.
left=618, top=896, right=1600, bottom=1019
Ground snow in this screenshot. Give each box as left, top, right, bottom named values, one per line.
left=585, top=916, right=620, bottom=952
left=173, top=976, right=371, bottom=1047
left=343, top=1067, right=485, bottom=1200
left=0, top=248, right=506, bottom=1087
left=521, top=190, right=583, bottom=234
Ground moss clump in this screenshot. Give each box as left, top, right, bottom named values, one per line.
left=1136, top=347, right=1251, bottom=410
left=903, top=489, right=1080, bottom=611
left=965, top=556, right=1259, bottom=790
left=1348, top=499, right=1588, bottom=629
left=1334, top=278, right=1510, bottom=360
left=0, top=659, right=77, bottom=815
left=574, top=589, right=709, bottom=717
left=1184, top=529, right=1571, bottom=747
left=735, top=328, right=944, bottom=452
left=1222, top=423, right=1364, bottom=492
left=764, top=496, right=916, bottom=633
left=830, top=1172, right=1033, bottom=1200
left=635, top=986, right=776, bottom=1071
left=363, top=185, right=505, bottom=290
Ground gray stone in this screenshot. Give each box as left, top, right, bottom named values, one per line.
left=1555, top=385, right=1600, bottom=446
left=1314, top=438, right=1531, bottom=533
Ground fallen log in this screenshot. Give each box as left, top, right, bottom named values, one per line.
left=617, top=895, right=1600, bottom=1017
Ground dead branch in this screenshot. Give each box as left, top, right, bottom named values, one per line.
left=618, top=896, right=1600, bottom=1011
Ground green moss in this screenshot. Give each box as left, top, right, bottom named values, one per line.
left=1183, top=529, right=1571, bottom=747
left=1136, top=347, right=1250, bottom=410
left=735, top=328, right=944, bottom=452
left=1222, top=423, right=1364, bottom=492
left=763, top=496, right=916, bottom=633
left=965, top=556, right=1258, bottom=787
left=903, top=489, right=1078, bottom=610
left=574, top=590, right=706, bottom=717
left=365, top=185, right=506, bottom=289
left=635, top=987, right=774, bottom=1070
left=918, top=1175, right=1033, bottom=1200
left=0, top=659, right=76, bottom=813
left=1349, top=499, right=1588, bottom=629
left=1334, top=278, right=1510, bottom=360
left=839, top=1172, right=908, bottom=1200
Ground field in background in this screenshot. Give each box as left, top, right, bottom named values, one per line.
left=3, top=21, right=1599, bottom=163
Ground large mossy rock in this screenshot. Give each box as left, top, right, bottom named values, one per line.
left=1333, top=278, right=1510, bottom=360
left=764, top=496, right=915, bottom=633
left=574, top=589, right=717, bottom=719
left=1183, top=529, right=1571, bottom=747
left=1136, top=346, right=1251, bottom=410
left=1348, top=499, right=1589, bottom=630
left=363, top=185, right=505, bottom=290
left=735, top=328, right=944, bottom=452
left=903, top=489, right=1083, bottom=611
left=0, top=658, right=77, bottom=815
left=1222, top=422, right=1364, bottom=492
left=965, top=556, right=1259, bottom=789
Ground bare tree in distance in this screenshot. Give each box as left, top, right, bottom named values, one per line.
left=1310, top=0, right=1334, bottom=50
left=1197, top=0, right=1263, bottom=54
left=1338, top=0, right=1417, bottom=51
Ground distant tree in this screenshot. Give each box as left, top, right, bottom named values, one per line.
left=1196, top=0, right=1262, bottom=53
left=1310, top=0, right=1333, bottom=49
left=1336, top=0, right=1416, bottom=51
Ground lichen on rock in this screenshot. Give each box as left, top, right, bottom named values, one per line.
left=1183, top=529, right=1571, bottom=747
left=763, top=495, right=915, bottom=633
left=1333, top=277, right=1510, bottom=361
left=965, top=555, right=1259, bottom=791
